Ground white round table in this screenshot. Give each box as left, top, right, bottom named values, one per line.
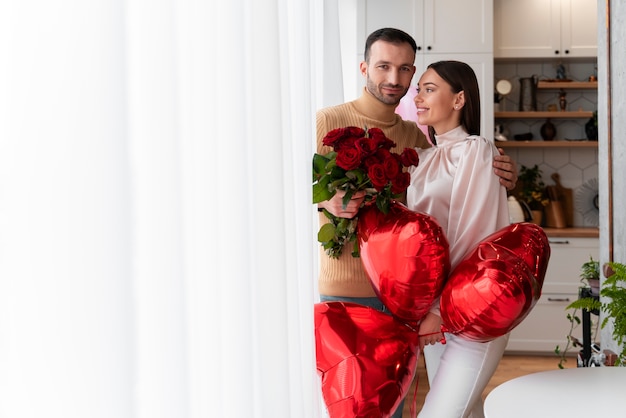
left=484, top=367, right=626, bottom=417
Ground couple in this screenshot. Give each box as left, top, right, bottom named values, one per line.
left=316, top=28, right=514, bottom=418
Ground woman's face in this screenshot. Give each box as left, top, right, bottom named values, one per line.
left=414, top=68, right=463, bottom=135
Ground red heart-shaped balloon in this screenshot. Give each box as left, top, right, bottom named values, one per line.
left=315, top=302, right=420, bottom=418
left=480, top=222, right=550, bottom=287
left=357, top=201, right=450, bottom=325
left=440, top=223, right=550, bottom=342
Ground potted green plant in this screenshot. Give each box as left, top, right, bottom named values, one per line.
left=516, top=164, right=549, bottom=224
left=555, top=259, right=626, bottom=367
left=580, top=256, right=600, bottom=296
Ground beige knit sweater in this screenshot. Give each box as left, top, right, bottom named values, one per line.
left=316, top=88, right=430, bottom=297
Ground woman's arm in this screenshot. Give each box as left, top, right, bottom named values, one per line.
left=448, top=138, right=510, bottom=269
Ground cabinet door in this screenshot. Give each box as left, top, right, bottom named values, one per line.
left=494, top=0, right=560, bottom=58
left=506, top=237, right=598, bottom=353
left=506, top=293, right=577, bottom=352
left=560, top=0, right=598, bottom=58
left=426, top=0, right=493, bottom=54
left=543, top=237, right=599, bottom=294
left=494, top=0, right=597, bottom=58
left=357, top=0, right=424, bottom=51
left=359, top=0, right=492, bottom=55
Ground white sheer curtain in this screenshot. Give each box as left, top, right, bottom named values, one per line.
left=0, top=1, right=322, bottom=417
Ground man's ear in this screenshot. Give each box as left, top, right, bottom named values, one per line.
left=359, top=61, right=368, bottom=77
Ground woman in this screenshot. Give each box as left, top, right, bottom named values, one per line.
left=406, top=61, right=510, bottom=417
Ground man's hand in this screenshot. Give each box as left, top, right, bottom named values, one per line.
left=494, top=148, right=518, bottom=191
left=318, top=189, right=366, bottom=218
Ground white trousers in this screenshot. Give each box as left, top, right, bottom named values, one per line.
left=418, top=333, right=510, bottom=418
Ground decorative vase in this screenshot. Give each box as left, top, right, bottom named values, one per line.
left=585, top=117, right=598, bottom=141
left=540, top=119, right=556, bottom=141
left=518, top=76, right=538, bottom=111
left=559, top=90, right=567, bottom=111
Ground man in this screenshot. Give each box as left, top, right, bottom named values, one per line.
left=315, top=28, right=517, bottom=418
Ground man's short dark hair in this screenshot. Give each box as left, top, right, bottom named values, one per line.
left=364, top=28, right=418, bottom=62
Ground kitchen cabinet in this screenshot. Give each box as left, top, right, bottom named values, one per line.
left=355, top=0, right=494, bottom=137
left=506, top=236, right=599, bottom=353
left=357, top=0, right=493, bottom=60
left=494, top=0, right=597, bottom=58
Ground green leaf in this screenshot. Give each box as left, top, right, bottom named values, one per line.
left=375, top=193, right=390, bottom=214
left=341, top=189, right=354, bottom=209
left=312, top=153, right=331, bottom=179
left=566, top=297, right=601, bottom=312
left=313, top=175, right=335, bottom=203
left=351, top=239, right=360, bottom=258
left=317, top=223, right=336, bottom=243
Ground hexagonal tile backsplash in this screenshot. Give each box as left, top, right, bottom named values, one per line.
left=495, top=60, right=598, bottom=227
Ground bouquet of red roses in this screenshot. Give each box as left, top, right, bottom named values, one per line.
left=313, top=126, right=419, bottom=258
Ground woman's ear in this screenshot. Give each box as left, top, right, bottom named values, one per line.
left=455, top=91, right=466, bottom=109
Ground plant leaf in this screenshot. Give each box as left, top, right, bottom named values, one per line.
left=312, top=153, right=331, bottom=179
left=317, top=222, right=336, bottom=243
left=313, top=175, right=334, bottom=203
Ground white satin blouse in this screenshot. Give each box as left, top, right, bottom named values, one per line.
left=407, top=126, right=510, bottom=271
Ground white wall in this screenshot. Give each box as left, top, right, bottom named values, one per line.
left=599, top=0, right=626, bottom=356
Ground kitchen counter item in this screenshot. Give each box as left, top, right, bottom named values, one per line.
left=544, top=186, right=566, bottom=228
left=551, top=173, right=573, bottom=226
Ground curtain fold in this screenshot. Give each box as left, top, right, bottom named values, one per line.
left=0, top=1, right=320, bottom=417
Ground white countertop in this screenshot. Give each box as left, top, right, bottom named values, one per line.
left=484, top=367, right=626, bottom=417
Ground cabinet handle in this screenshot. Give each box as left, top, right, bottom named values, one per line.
left=417, top=46, right=422, bottom=51
left=547, top=297, right=571, bottom=302
left=554, top=50, right=559, bottom=55
left=548, top=239, right=570, bottom=245
left=427, top=46, right=432, bottom=51
left=564, top=49, right=570, bottom=54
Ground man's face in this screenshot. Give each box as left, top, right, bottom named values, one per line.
left=360, top=40, right=416, bottom=105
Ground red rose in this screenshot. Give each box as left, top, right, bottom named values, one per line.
left=323, top=127, right=366, bottom=148
left=367, top=128, right=395, bottom=150
left=374, top=148, right=392, bottom=164
left=368, top=163, right=387, bottom=190
left=335, top=146, right=363, bottom=170
left=355, top=137, right=377, bottom=156
left=362, top=155, right=379, bottom=170
left=383, top=155, right=401, bottom=180
left=391, top=171, right=410, bottom=194
left=400, top=147, right=419, bottom=167
left=334, top=135, right=359, bottom=151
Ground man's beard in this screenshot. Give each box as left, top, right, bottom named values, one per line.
left=366, top=77, right=408, bottom=106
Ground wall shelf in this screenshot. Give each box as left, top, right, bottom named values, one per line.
left=496, top=140, right=597, bottom=148
left=538, top=81, right=597, bottom=89
left=495, top=111, right=593, bottom=119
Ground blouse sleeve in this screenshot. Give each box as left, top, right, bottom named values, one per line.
left=446, top=137, right=510, bottom=269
